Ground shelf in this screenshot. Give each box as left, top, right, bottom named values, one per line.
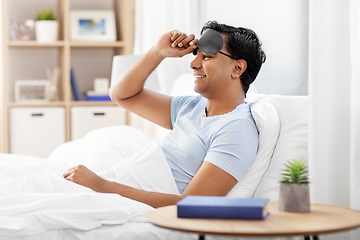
left=70, top=101, right=117, bottom=106
left=8, top=101, right=118, bottom=108
left=8, top=41, right=126, bottom=48
left=1, top=0, right=134, bottom=153
left=70, top=41, right=126, bottom=48
left=8, top=41, right=65, bottom=48
left=8, top=101, right=67, bottom=107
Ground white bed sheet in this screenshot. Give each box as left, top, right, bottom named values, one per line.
left=2, top=221, right=298, bottom=240
left=0, top=126, right=179, bottom=237
left=0, top=125, right=298, bottom=240
left=0, top=221, right=197, bottom=240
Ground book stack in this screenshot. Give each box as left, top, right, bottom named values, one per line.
left=85, top=78, right=111, bottom=101
left=70, top=69, right=111, bottom=101
left=85, top=91, right=111, bottom=101
left=177, top=196, right=270, bottom=220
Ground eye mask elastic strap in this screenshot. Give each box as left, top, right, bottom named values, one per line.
left=218, top=51, right=238, bottom=60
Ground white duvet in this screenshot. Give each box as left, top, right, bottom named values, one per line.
left=0, top=126, right=179, bottom=237
left=0, top=100, right=281, bottom=238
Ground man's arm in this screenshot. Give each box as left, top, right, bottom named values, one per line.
left=109, top=30, right=197, bottom=130
left=63, top=162, right=237, bottom=208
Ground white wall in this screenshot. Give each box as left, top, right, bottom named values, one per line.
left=134, top=0, right=309, bottom=96
left=200, top=0, right=309, bottom=95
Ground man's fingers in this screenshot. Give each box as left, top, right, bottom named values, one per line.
left=63, top=169, right=73, bottom=179
left=177, top=34, right=191, bottom=48
left=159, top=30, right=198, bottom=58
left=170, top=30, right=197, bottom=49
left=63, top=165, right=84, bottom=179
left=170, top=29, right=181, bottom=41
left=63, top=171, right=73, bottom=181
left=189, top=38, right=198, bottom=46
left=177, top=44, right=198, bottom=57
left=171, top=33, right=187, bottom=47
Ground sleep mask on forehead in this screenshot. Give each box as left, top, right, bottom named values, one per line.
left=193, top=29, right=238, bottom=60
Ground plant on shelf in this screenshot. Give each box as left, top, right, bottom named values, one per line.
left=279, top=159, right=310, bottom=213
left=36, top=9, right=56, bottom=21
left=35, top=9, right=58, bottom=43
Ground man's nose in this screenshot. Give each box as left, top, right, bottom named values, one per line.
left=190, top=54, right=202, bottom=69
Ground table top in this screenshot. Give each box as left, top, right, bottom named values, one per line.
left=145, top=202, right=360, bottom=237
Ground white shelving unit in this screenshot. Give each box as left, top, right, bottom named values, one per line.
left=1, top=0, right=134, bottom=154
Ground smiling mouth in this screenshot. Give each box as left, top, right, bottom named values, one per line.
left=194, top=75, right=206, bottom=79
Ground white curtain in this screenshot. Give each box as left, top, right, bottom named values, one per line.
left=309, top=0, right=360, bottom=239
left=349, top=0, right=360, bottom=213
left=0, top=5, right=4, bottom=152
left=133, top=0, right=200, bottom=94
left=132, top=0, right=200, bottom=139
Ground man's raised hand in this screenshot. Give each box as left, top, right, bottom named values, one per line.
left=154, top=30, right=198, bottom=58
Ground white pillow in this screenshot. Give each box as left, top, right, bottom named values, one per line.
left=169, top=73, right=196, bottom=96
left=227, top=101, right=280, bottom=198
left=48, top=126, right=180, bottom=196
left=112, top=140, right=179, bottom=195
left=246, top=94, right=308, bottom=201
left=48, top=125, right=152, bottom=173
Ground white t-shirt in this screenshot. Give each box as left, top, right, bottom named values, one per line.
left=160, top=95, right=259, bottom=193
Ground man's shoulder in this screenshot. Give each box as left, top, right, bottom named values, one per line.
left=173, top=95, right=204, bottom=109
left=173, top=94, right=202, bottom=103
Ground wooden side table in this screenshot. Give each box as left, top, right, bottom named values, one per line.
left=145, top=202, right=360, bottom=239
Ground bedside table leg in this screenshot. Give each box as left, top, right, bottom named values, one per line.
left=304, top=236, right=319, bottom=240
left=199, top=235, right=205, bottom=240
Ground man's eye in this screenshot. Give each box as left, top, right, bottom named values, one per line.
left=203, top=55, right=212, bottom=59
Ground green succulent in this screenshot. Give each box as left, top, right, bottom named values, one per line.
left=36, top=9, right=56, bottom=21
left=281, top=159, right=310, bottom=184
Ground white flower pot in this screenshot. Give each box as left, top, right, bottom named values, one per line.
left=35, top=21, right=58, bottom=43
left=279, top=183, right=310, bottom=212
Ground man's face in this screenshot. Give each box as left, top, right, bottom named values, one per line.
left=190, top=39, right=236, bottom=99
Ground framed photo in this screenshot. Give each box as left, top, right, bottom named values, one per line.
left=70, top=10, right=116, bottom=42
left=14, top=80, right=50, bottom=102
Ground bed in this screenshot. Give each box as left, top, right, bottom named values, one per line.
left=0, top=91, right=308, bottom=240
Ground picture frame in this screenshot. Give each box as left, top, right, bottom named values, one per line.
left=70, top=10, right=116, bottom=42
left=14, top=80, right=50, bottom=102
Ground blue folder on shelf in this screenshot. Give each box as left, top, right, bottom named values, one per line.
left=85, top=95, right=111, bottom=101
left=71, top=68, right=81, bottom=101
left=177, top=196, right=270, bottom=220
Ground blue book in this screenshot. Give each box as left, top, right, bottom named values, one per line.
left=85, top=95, right=111, bottom=101
left=177, top=196, right=269, bottom=220
left=70, top=68, right=81, bottom=101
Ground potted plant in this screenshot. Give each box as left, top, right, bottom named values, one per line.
left=279, top=159, right=310, bottom=212
left=35, top=9, right=58, bottom=43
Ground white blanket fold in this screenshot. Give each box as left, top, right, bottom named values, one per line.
left=0, top=126, right=178, bottom=237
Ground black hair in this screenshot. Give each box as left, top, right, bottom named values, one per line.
left=200, top=20, right=266, bottom=94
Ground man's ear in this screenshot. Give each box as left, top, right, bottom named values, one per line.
left=231, top=59, right=247, bottom=79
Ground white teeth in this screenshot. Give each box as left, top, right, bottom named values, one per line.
left=194, top=75, right=205, bottom=79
